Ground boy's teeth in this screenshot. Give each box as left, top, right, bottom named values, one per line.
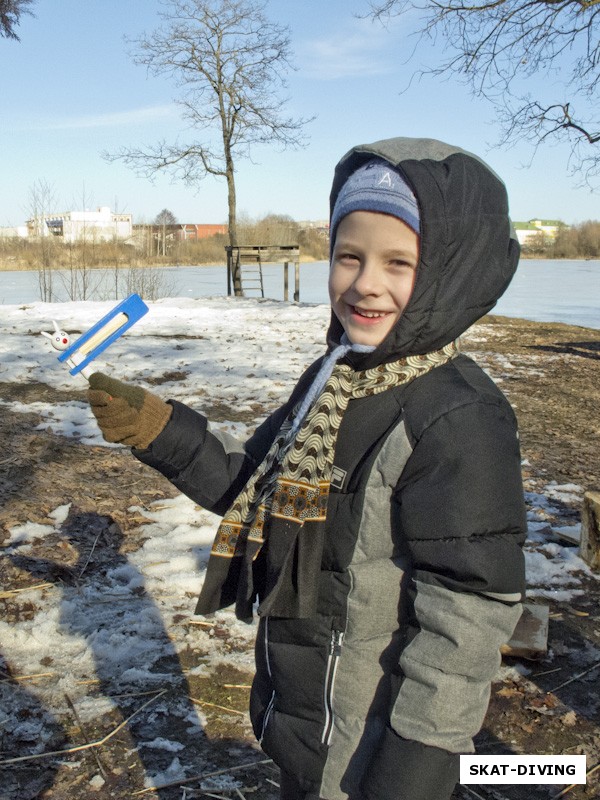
left=356, top=308, right=386, bottom=318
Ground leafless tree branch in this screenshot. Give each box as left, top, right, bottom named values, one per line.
left=366, top=0, right=600, bottom=186
left=104, top=0, right=313, bottom=251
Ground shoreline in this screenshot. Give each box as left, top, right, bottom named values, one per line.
left=0, top=255, right=322, bottom=272
left=2, top=255, right=600, bottom=272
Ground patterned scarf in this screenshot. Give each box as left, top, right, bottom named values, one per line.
left=196, top=340, right=458, bottom=621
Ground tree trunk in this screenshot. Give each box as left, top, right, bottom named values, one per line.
left=226, top=155, right=242, bottom=296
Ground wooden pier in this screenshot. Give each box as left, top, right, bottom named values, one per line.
left=225, top=244, right=301, bottom=301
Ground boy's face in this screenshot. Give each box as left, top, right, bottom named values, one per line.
left=329, top=211, right=419, bottom=347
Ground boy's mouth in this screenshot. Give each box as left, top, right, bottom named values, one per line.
left=351, top=305, right=391, bottom=320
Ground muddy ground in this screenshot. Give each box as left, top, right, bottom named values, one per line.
left=1, top=315, right=600, bottom=800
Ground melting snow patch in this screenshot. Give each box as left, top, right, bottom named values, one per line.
left=142, top=737, right=185, bottom=752
left=144, top=756, right=187, bottom=789
left=525, top=540, right=592, bottom=601
left=544, top=482, right=584, bottom=505
left=89, top=774, right=106, bottom=790
left=7, top=521, right=55, bottom=548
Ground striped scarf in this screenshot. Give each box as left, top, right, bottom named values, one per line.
left=196, top=340, right=458, bottom=621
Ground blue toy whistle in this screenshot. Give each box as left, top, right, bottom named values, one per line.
left=56, top=294, right=149, bottom=376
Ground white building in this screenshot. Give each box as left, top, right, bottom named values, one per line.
left=27, top=207, right=133, bottom=243
left=0, top=226, right=29, bottom=239
left=513, top=219, right=565, bottom=247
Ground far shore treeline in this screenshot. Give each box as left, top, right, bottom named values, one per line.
left=0, top=214, right=329, bottom=274
left=520, top=220, right=600, bottom=259
left=2, top=215, right=600, bottom=273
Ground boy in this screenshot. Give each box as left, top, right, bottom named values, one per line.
left=88, top=137, right=527, bottom=800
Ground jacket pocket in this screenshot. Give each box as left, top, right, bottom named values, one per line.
left=321, top=629, right=344, bottom=746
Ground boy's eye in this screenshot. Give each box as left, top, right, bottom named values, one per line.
left=389, top=256, right=417, bottom=270
left=337, top=252, right=359, bottom=264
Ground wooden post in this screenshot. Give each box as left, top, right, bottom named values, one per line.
left=294, top=261, right=300, bottom=302
left=226, top=246, right=232, bottom=296
left=580, top=491, right=600, bottom=570
left=225, top=244, right=299, bottom=300
left=501, top=603, right=549, bottom=660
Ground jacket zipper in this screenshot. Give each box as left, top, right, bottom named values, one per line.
left=259, top=617, right=275, bottom=745
left=321, top=629, right=344, bottom=746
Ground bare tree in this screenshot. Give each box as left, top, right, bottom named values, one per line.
left=105, top=0, right=312, bottom=284
left=26, top=178, right=57, bottom=302
left=155, top=208, right=178, bottom=256
left=0, top=0, right=34, bottom=40
left=59, top=183, right=103, bottom=301
left=367, top=0, right=600, bottom=186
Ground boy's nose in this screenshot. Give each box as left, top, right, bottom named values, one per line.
left=351, top=262, right=383, bottom=296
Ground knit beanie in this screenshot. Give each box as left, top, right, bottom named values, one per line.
left=330, top=158, right=420, bottom=249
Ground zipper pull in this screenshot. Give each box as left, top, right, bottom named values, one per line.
left=330, top=629, right=344, bottom=656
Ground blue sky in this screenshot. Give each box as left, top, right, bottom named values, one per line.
left=1, top=0, right=598, bottom=228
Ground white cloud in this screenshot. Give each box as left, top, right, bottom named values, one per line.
left=34, top=104, right=176, bottom=131
left=300, top=19, right=396, bottom=80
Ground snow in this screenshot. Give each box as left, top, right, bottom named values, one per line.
left=0, top=295, right=595, bottom=780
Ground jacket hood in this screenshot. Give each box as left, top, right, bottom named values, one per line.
left=327, top=137, right=520, bottom=369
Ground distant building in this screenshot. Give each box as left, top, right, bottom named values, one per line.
left=26, top=206, right=133, bottom=243
left=513, top=219, right=566, bottom=247
left=131, top=222, right=228, bottom=253
left=132, top=223, right=227, bottom=240
left=0, top=225, right=28, bottom=239
left=177, top=223, right=228, bottom=240
left=297, top=220, right=329, bottom=232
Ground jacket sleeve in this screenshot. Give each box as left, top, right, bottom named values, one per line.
left=132, top=399, right=291, bottom=516
left=361, top=400, right=527, bottom=800
left=131, top=359, right=323, bottom=515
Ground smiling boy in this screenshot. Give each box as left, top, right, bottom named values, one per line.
left=329, top=209, right=418, bottom=347
left=88, top=137, right=527, bottom=800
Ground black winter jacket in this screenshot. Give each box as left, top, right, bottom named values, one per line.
left=135, top=138, right=527, bottom=800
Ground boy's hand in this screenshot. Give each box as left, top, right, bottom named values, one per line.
left=88, top=372, right=172, bottom=449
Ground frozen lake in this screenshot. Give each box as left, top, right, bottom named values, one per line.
left=1, top=259, right=599, bottom=329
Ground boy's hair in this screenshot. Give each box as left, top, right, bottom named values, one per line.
left=330, top=158, right=420, bottom=249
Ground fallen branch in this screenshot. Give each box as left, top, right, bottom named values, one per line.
left=190, top=697, right=245, bottom=716
left=0, top=582, right=53, bottom=598
left=461, top=783, right=511, bottom=800
left=131, top=757, right=274, bottom=796
left=141, top=561, right=170, bottom=569
left=531, top=667, right=562, bottom=678
left=0, top=671, right=55, bottom=684
left=0, top=688, right=167, bottom=765
left=78, top=531, right=102, bottom=578
left=549, top=659, right=600, bottom=692
left=551, top=761, right=600, bottom=798
left=64, top=692, right=107, bottom=779
left=461, top=788, right=488, bottom=800
left=109, top=688, right=167, bottom=699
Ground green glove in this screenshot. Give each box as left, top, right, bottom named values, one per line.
left=88, top=372, right=172, bottom=449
